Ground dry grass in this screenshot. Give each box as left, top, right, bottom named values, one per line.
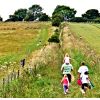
left=0, top=22, right=51, bottom=62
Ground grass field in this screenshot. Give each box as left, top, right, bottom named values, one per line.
left=0, top=22, right=100, bottom=98
left=0, top=22, right=51, bottom=65
left=68, top=22, right=100, bottom=54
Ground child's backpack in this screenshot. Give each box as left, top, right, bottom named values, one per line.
left=77, top=79, right=82, bottom=86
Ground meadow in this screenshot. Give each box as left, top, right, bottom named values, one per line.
left=0, top=22, right=51, bottom=65
left=0, top=22, right=100, bottom=98
left=68, top=22, right=100, bottom=54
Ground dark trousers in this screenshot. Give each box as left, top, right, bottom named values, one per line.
left=67, top=74, right=71, bottom=83
left=82, top=83, right=91, bottom=91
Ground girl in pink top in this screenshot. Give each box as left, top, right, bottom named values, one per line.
left=64, top=53, right=71, bottom=64
left=61, top=74, right=69, bottom=94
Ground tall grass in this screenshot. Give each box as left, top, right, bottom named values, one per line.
left=0, top=22, right=100, bottom=98
left=1, top=46, right=99, bottom=98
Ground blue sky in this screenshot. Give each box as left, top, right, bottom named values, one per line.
left=0, top=0, right=100, bottom=20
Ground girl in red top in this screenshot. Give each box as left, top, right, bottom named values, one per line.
left=61, top=74, right=69, bottom=94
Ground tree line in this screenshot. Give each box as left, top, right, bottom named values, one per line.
left=0, top=4, right=100, bottom=24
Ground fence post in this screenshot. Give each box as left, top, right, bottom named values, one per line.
left=7, top=75, right=10, bottom=84
left=3, top=78, right=5, bottom=90
left=34, top=64, right=37, bottom=76
left=17, top=70, right=20, bottom=78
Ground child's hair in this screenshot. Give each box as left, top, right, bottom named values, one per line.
left=65, top=53, right=69, bottom=57
left=81, top=61, right=85, bottom=65
left=64, top=74, right=67, bottom=77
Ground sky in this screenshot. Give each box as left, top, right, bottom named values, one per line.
left=0, top=0, right=100, bottom=20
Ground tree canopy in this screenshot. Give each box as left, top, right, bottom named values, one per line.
left=25, top=4, right=43, bottom=21
left=39, top=13, right=50, bottom=21
left=82, top=9, right=100, bottom=19
left=52, top=5, right=76, bottom=21
left=0, top=16, right=3, bottom=21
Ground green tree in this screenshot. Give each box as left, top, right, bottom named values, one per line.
left=9, top=15, right=19, bottom=21
left=0, top=16, right=3, bottom=21
left=39, top=13, right=50, bottom=21
left=52, top=5, right=76, bottom=21
left=6, top=9, right=27, bottom=21
left=14, top=9, right=27, bottom=21
left=25, top=4, right=43, bottom=21
left=82, top=9, right=100, bottom=19
left=52, top=14, right=62, bottom=26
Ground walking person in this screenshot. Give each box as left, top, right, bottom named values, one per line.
left=78, top=61, right=89, bottom=79
left=61, top=74, right=69, bottom=94
left=80, top=71, right=91, bottom=94
left=78, top=62, right=90, bottom=94
left=61, top=62, right=73, bottom=83
left=63, top=53, right=71, bottom=64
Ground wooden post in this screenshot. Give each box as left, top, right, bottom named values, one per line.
left=3, top=78, right=5, bottom=90
left=17, top=70, right=20, bottom=78
left=20, top=59, right=25, bottom=68
left=34, top=64, right=37, bottom=76
left=7, top=75, right=10, bottom=84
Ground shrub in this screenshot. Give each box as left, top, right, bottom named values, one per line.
left=48, top=34, right=60, bottom=43
left=69, top=17, right=87, bottom=22
left=52, top=17, right=61, bottom=27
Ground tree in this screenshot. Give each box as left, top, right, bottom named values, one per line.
left=0, top=16, right=3, bottom=21
left=82, top=9, right=100, bottom=19
left=69, top=17, right=87, bottom=22
left=8, top=15, right=19, bottom=22
left=25, top=4, right=43, bottom=21
left=6, top=8, right=27, bottom=21
left=52, top=5, right=76, bottom=21
left=39, top=13, right=50, bottom=21
left=14, top=9, right=27, bottom=21
left=52, top=14, right=62, bottom=26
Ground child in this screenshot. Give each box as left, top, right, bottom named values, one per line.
left=80, top=71, right=91, bottom=94
left=64, top=53, right=71, bottom=64
left=61, top=74, right=69, bottom=94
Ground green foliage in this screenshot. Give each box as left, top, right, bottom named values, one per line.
left=48, top=34, right=60, bottom=43
left=52, top=5, right=76, bottom=21
left=39, top=13, right=51, bottom=21
left=5, top=9, right=27, bottom=22
left=48, top=29, right=60, bottom=43
left=69, top=17, right=88, bottom=22
left=52, top=17, right=61, bottom=27
left=82, top=9, right=100, bottom=19
left=14, top=9, right=27, bottom=21
left=26, top=4, right=43, bottom=21
left=24, top=12, right=35, bottom=21
left=0, top=16, right=3, bottom=21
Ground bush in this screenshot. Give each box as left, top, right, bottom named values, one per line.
left=52, top=17, right=61, bottom=27
left=69, top=17, right=87, bottom=22
left=69, top=17, right=100, bottom=23
left=48, top=34, right=60, bottom=43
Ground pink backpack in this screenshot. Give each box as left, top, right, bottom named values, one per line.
left=77, top=79, right=82, bottom=86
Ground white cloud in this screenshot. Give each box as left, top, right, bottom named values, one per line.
left=0, top=0, right=100, bottom=20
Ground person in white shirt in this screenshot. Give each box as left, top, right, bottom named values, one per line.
left=81, top=71, right=91, bottom=94
left=78, top=62, right=89, bottom=78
